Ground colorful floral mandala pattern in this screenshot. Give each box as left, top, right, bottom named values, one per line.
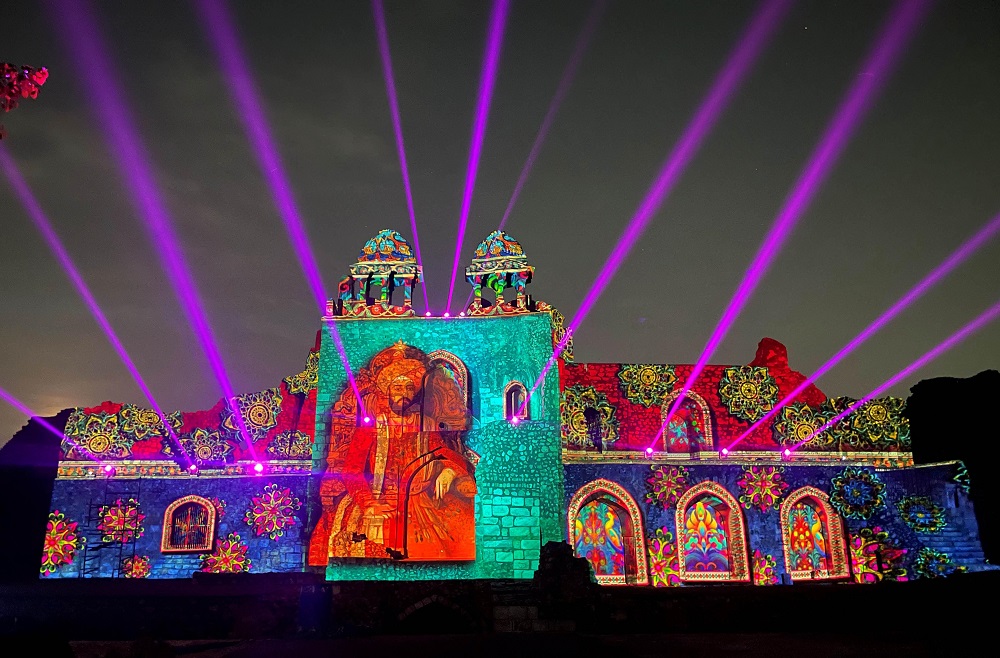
left=850, top=397, right=910, bottom=449
left=200, top=532, right=251, bottom=573
left=752, top=549, right=779, bottom=585
left=772, top=403, right=834, bottom=449
left=267, top=429, right=313, bottom=459
left=823, top=397, right=862, bottom=448
left=647, top=528, right=681, bottom=587
left=830, top=467, right=886, bottom=520
left=548, top=306, right=574, bottom=363
left=64, top=410, right=135, bottom=459
left=98, top=498, right=145, bottom=543
left=717, top=366, right=779, bottom=423
left=359, top=228, right=414, bottom=262
left=284, top=350, right=319, bottom=395
left=897, top=496, right=946, bottom=533
left=122, top=555, right=151, bottom=579
left=913, top=547, right=966, bottom=579
left=645, top=465, right=688, bottom=508
left=617, top=364, right=676, bottom=408
left=560, top=385, right=619, bottom=449
left=211, top=497, right=227, bottom=519
left=849, top=526, right=907, bottom=583
left=737, top=465, right=789, bottom=512
left=245, top=484, right=301, bottom=539
left=118, top=404, right=166, bottom=441
left=224, top=388, right=282, bottom=442
left=163, top=427, right=235, bottom=463
left=41, top=511, right=81, bottom=575
left=474, top=229, right=524, bottom=259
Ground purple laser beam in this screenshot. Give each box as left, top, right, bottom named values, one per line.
left=0, top=385, right=94, bottom=460
left=445, top=0, right=512, bottom=315
left=372, top=0, right=429, bottom=311
left=520, top=0, right=795, bottom=414
left=791, top=297, right=1000, bottom=452
left=193, top=0, right=363, bottom=407
left=51, top=0, right=258, bottom=459
left=726, top=209, right=1000, bottom=452
left=462, top=0, right=608, bottom=313
left=656, top=0, right=933, bottom=449
left=0, top=144, right=192, bottom=463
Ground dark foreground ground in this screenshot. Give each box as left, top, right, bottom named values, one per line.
left=3, top=567, right=995, bottom=658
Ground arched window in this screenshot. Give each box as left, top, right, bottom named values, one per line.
left=675, top=481, right=749, bottom=582
left=780, top=487, right=849, bottom=581
left=567, top=479, right=649, bottom=585
left=504, top=381, right=529, bottom=421
left=659, top=391, right=713, bottom=453
left=161, top=495, right=216, bottom=553
left=427, top=350, right=469, bottom=410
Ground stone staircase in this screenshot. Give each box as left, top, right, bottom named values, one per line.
left=919, top=525, right=993, bottom=572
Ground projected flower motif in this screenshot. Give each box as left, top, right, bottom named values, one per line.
left=211, top=497, right=227, bottom=520
left=897, top=496, right=946, bottom=533
left=953, top=461, right=971, bottom=494
left=245, top=484, right=301, bottom=540
left=267, top=430, right=313, bottom=459
left=224, top=388, right=283, bottom=442
left=200, top=532, right=251, bottom=573
left=118, top=404, right=166, bottom=441
left=772, top=403, right=834, bottom=449
left=824, top=397, right=862, bottom=448
left=737, top=465, right=789, bottom=512
left=41, top=511, right=81, bottom=575
left=547, top=306, right=574, bottom=363
left=163, top=427, right=235, bottom=464
left=849, top=526, right=908, bottom=583
left=645, top=465, right=689, bottom=509
left=617, top=364, right=677, bottom=408
left=474, top=229, right=524, bottom=258
left=98, top=498, right=145, bottom=543
left=851, top=397, right=910, bottom=449
left=560, top=385, right=619, bottom=449
left=718, top=367, right=779, bottom=423
left=647, top=528, right=681, bottom=587
left=913, top=547, right=966, bottom=579
left=122, top=555, right=151, bottom=579
left=358, top=228, right=413, bottom=262
left=284, top=350, right=319, bottom=395
left=64, top=410, right=134, bottom=459
left=752, top=549, right=779, bottom=586
left=830, top=467, right=885, bottom=520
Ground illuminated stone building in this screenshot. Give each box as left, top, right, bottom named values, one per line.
left=40, top=230, right=987, bottom=585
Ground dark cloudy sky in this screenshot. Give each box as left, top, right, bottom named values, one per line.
left=2, top=0, right=999, bottom=446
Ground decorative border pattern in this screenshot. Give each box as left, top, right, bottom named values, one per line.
left=675, top=481, right=749, bottom=582
left=427, top=349, right=470, bottom=410
left=659, top=390, right=714, bottom=450
left=56, top=460, right=312, bottom=479
left=779, top=486, right=849, bottom=581
left=161, top=495, right=217, bottom=553
left=561, top=450, right=914, bottom=467
left=567, top=479, right=649, bottom=586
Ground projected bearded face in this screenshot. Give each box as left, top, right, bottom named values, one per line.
left=388, top=375, right=418, bottom=415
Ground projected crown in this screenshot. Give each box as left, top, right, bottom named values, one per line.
left=328, top=229, right=422, bottom=318
left=465, top=230, right=535, bottom=316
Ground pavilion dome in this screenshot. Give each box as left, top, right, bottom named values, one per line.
left=357, top=229, right=416, bottom=263
left=472, top=230, right=527, bottom=261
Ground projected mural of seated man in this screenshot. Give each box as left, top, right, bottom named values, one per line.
left=309, top=342, right=477, bottom=564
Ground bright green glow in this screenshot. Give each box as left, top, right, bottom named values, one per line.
left=314, top=313, right=564, bottom=581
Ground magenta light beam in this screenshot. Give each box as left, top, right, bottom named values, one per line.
left=463, top=0, right=608, bottom=313
left=520, top=0, right=795, bottom=414
left=656, top=0, right=933, bottom=449
left=445, top=0, right=511, bottom=315
left=193, top=0, right=363, bottom=407
left=727, top=209, right=1000, bottom=452
left=0, top=385, right=93, bottom=460
left=0, top=144, right=192, bottom=463
left=792, top=298, right=1000, bottom=452
left=51, top=0, right=258, bottom=459
left=372, top=0, right=429, bottom=310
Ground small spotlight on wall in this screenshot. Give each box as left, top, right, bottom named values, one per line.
left=253, top=462, right=264, bottom=474
left=425, top=311, right=432, bottom=317
left=363, top=415, right=372, bottom=425
left=188, top=464, right=199, bottom=474
left=459, top=312, right=466, bottom=317
left=720, top=448, right=729, bottom=457
left=645, top=447, right=653, bottom=456
left=783, top=448, right=791, bottom=458
left=510, top=416, right=520, bottom=425
left=443, top=312, right=450, bottom=318
left=841, top=454, right=847, bottom=461
left=103, top=464, right=116, bottom=477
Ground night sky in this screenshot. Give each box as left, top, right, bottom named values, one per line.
left=2, top=0, right=999, bottom=447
